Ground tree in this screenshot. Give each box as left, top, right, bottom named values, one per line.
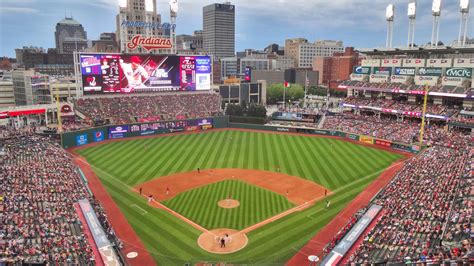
left=266, top=83, right=305, bottom=104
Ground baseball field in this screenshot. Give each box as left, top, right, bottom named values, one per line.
left=75, top=129, right=403, bottom=265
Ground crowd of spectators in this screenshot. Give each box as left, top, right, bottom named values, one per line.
left=323, top=212, right=364, bottom=255
left=347, top=144, right=472, bottom=264
left=75, top=93, right=221, bottom=125
left=339, top=81, right=469, bottom=95
left=343, top=97, right=451, bottom=116
left=0, top=130, right=122, bottom=264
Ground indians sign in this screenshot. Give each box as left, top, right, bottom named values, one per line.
left=127, top=35, right=173, bottom=51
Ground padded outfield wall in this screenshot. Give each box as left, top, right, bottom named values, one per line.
left=61, top=116, right=418, bottom=153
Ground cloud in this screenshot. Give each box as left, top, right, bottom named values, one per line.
left=0, top=7, right=38, bottom=13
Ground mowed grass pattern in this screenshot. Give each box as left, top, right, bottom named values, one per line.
left=77, top=130, right=403, bottom=265
left=163, top=180, right=295, bottom=230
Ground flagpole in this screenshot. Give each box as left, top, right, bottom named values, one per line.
left=283, top=84, right=286, bottom=111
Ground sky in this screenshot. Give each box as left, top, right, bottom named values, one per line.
left=0, top=0, right=472, bottom=58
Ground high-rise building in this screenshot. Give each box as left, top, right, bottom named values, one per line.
left=116, top=0, right=164, bottom=53
left=88, top=33, right=119, bottom=53
left=0, top=72, right=15, bottom=108
left=176, top=31, right=204, bottom=54
left=285, top=39, right=344, bottom=68
left=203, top=2, right=235, bottom=59
left=313, top=47, right=361, bottom=86
left=55, top=17, right=88, bottom=54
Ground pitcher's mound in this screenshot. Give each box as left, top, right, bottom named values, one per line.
left=197, top=229, right=248, bottom=254
left=217, top=199, right=240, bottom=209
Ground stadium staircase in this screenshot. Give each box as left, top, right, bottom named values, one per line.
left=317, top=113, right=326, bottom=129
left=72, top=100, right=87, bottom=120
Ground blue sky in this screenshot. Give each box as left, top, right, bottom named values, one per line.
left=0, top=0, right=471, bottom=58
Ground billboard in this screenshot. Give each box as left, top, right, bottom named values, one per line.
left=402, top=58, right=425, bottom=67
left=415, top=76, right=439, bottom=86
left=350, top=73, right=365, bottom=81
left=381, top=59, right=402, bottom=67
left=352, top=66, right=371, bottom=75
left=93, top=130, right=105, bottom=142
left=76, top=134, right=88, bottom=146
left=445, top=68, right=472, bottom=78
left=394, top=67, right=415, bottom=76
left=361, top=59, right=380, bottom=67
left=453, top=58, right=474, bottom=67
left=390, top=75, right=410, bottom=83
left=372, top=67, right=392, bottom=75
left=370, top=74, right=389, bottom=83
left=108, top=125, right=129, bottom=139
left=442, top=77, right=464, bottom=87
left=80, top=54, right=212, bottom=94
left=426, top=58, right=452, bottom=67
left=417, top=67, right=442, bottom=76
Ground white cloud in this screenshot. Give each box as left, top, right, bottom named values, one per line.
left=0, top=7, right=38, bottom=13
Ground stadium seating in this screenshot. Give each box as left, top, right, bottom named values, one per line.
left=75, top=93, right=221, bottom=126
left=0, top=129, right=122, bottom=264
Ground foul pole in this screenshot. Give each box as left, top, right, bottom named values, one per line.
left=418, top=84, right=429, bottom=148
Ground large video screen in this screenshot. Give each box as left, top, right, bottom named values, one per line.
left=80, top=54, right=212, bottom=94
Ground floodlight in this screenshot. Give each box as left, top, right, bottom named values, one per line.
left=170, top=0, right=178, bottom=15
left=386, top=4, right=395, bottom=20
left=432, top=0, right=442, bottom=15
left=408, top=2, right=416, bottom=18
left=145, top=0, right=154, bottom=12
left=460, top=0, right=470, bottom=11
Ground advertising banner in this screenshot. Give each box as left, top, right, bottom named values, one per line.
left=80, top=53, right=212, bottom=94
left=417, top=67, right=443, bottom=76
left=108, top=125, right=129, bottom=139
left=93, top=131, right=105, bottom=142
left=313, top=130, right=329, bottom=136
left=352, top=66, right=371, bottom=75
left=453, top=58, right=474, bottom=67
left=359, top=135, right=374, bottom=144
left=361, top=59, right=380, bottom=67
left=321, top=204, right=383, bottom=266
left=445, top=68, right=472, bottom=78
left=390, top=75, right=410, bottom=83
left=426, top=58, right=452, bottom=68
left=350, top=73, right=365, bottom=81
left=372, top=67, right=392, bottom=75
left=375, top=139, right=392, bottom=147
left=392, top=143, right=412, bottom=152
left=415, top=76, right=439, bottom=86
left=381, top=58, right=402, bottom=67
left=76, top=134, right=88, bottom=146
left=402, top=58, right=425, bottom=67
left=442, top=77, right=465, bottom=87
left=346, top=133, right=359, bottom=141
left=394, top=67, right=416, bottom=76
left=370, top=74, right=389, bottom=83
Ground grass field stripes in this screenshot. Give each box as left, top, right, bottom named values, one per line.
left=77, top=130, right=403, bottom=265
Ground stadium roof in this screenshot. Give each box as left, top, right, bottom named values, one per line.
left=358, top=46, right=474, bottom=57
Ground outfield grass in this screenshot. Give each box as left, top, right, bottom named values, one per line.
left=77, top=130, right=402, bottom=265
left=163, top=180, right=295, bottom=230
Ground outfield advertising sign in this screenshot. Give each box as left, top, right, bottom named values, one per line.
left=108, top=125, right=129, bottom=139
left=359, top=135, right=374, bottom=144
left=93, top=131, right=105, bottom=142
left=346, top=134, right=359, bottom=141
left=76, top=134, right=88, bottom=146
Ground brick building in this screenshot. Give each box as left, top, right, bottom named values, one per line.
left=313, top=47, right=361, bottom=88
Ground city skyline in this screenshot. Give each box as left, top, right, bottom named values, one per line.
left=0, top=0, right=471, bottom=57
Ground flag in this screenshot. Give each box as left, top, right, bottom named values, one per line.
left=284, top=81, right=290, bottom=88
left=305, top=74, right=310, bottom=87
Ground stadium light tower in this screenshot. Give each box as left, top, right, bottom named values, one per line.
left=386, top=4, right=395, bottom=48
left=170, top=0, right=178, bottom=54
left=407, top=1, right=417, bottom=48
left=431, top=0, right=442, bottom=48
left=458, top=0, right=470, bottom=46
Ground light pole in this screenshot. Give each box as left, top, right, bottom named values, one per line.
left=386, top=4, right=395, bottom=48
left=170, top=0, right=178, bottom=54
left=431, top=0, right=442, bottom=48
left=407, top=1, right=417, bottom=48
left=458, top=0, right=470, bottom=46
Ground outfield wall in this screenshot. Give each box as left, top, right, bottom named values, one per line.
left=62, top=116, right=418, bottom=153
left=227, top=122, right=419, bottom=153
left=62, top=116, right=229, bottom=149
